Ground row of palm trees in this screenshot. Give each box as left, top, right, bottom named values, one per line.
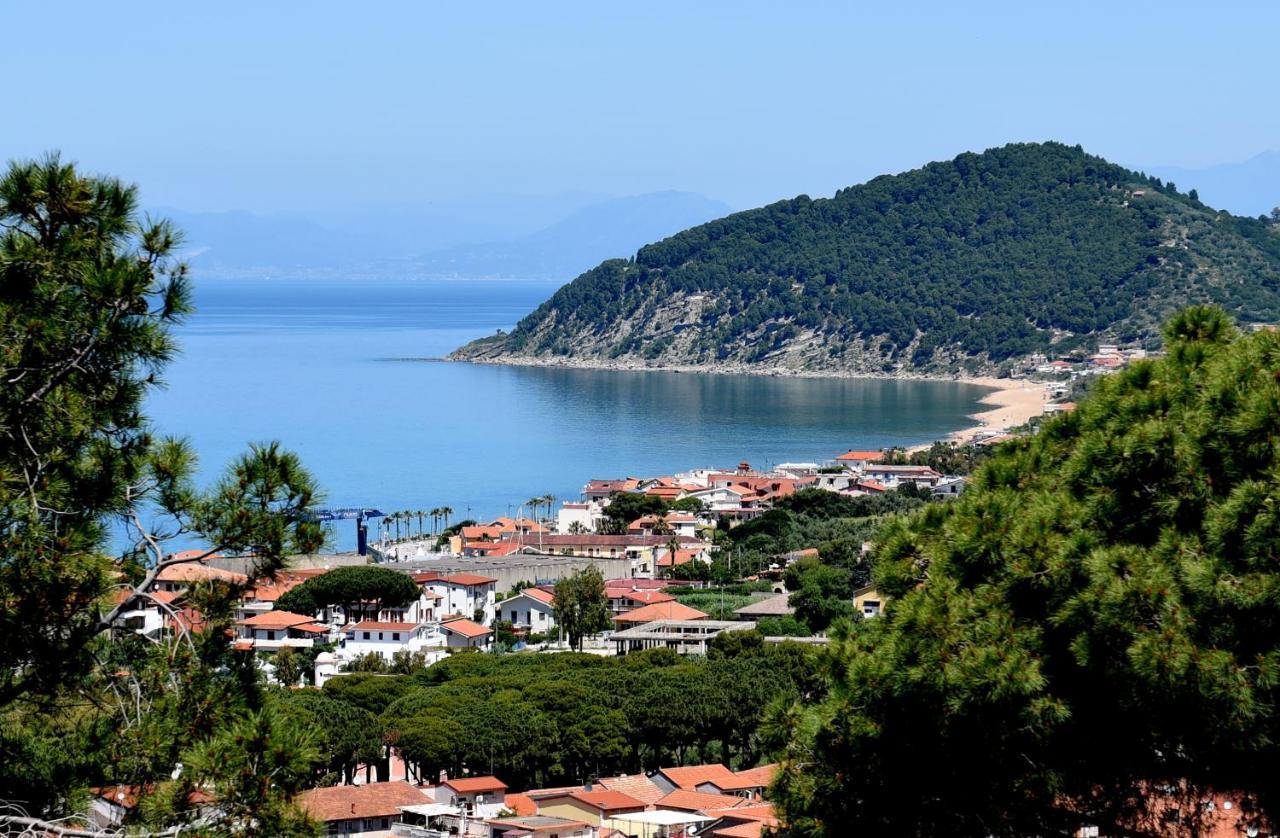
left=377, top=495, right=560, bottom=546
left=379, top=506, right=454, bottom=544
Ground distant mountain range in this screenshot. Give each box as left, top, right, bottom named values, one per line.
left=1145, top=151, right=1280, bottom=218
left=454, top=142, right=1280, bottom=375
left=162, top=191, right=730, bottom=280
left=414, top=192, right=732, bottom=279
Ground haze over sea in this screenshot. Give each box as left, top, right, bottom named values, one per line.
left=147, top=277, right=994, bottom=550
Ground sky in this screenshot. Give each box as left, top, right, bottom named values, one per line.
left=4, top=1, right=1279, bottom=213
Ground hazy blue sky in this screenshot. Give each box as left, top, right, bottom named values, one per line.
left=5, top=2, right=1278, bottom=212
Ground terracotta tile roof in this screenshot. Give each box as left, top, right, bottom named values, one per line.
left=614, top=602, right=708, bottom=624
left=596, top=774, right=666, bottom=805
left=617, top=590, right=675, bottom=605
left=244, top=579, right=301, bottom=602
left=504, top=793, right=538, bottom=816
left=536, top=789, right=647, bottom=812
left=524, top=785, right=586, bottom=799
left=724, top=803, right=778, bottom=822
left=440, top=618, right=493, bottom=639
left=731, top=764, right=779, bottom=789
left=658, top=549, right=702, bottom=567
left=343, top=621, right=420, bottom=632
left=438, top=573, right=498, bottom=587
left=443, top=775, right=506, bottom=793
left=298, top=781, right=429, bottom=822
left=237, top=610, right=321, bottom=629
left=656, top=788, right=755, bottom=813
left=167, top=607, right=210, bottom=633
left=538, top=534, right=701, bottom=547
left=835, top=449, right=884, bottom=462
left=657, top=764, right=741, bottom=791
left=516, top=587, right=555, bottom=605
left=154, top=562, right=247, bottom=585
left=716, top=821, right=765, bottom=838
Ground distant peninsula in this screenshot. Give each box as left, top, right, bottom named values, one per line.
left=451, top=142, right=1280, bottom=375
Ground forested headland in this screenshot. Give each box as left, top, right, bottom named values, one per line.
left=454, top=142, right=1280, bottom=374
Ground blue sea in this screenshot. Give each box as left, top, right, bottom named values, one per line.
left=146, top=278, right=993, bottom=550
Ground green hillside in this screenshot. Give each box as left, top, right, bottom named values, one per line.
left=453, top=142, right=1280, bottom=373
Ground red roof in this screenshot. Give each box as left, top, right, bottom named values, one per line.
left=596, top=774, right=666, bottom=805
left=836, top=449, right=884, bottom=462
left=614, top=602, right=708, bottom=624
left=299, top=782, right=429, bottom=822
left=504, top=793, right=538, bottom=816
left=538, top=534, right=701, bottom=547
left=443, top=775, right=507, bottom=793
left=515, top=587, right=555, bottom=606
left=440, top=618, right=493, bottom=639
left=237, top=610, right=321, bottom=629
left=617, top=590, right=675, bottom=605
left=731, top=763, right=779, bottom=789
left=656, top=788, right=755, bottom=813
left=538, top=789, right=647, bottom=812
left=439, top=573, right=498, bottom=587
left=155, top=562, right=247, bottom=585
left=657, top=763, right=741, bottom=791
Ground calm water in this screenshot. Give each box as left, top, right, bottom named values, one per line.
left=147, top=278, right=993, bottom=550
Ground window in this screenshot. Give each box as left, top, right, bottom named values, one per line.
left=266, top=630, right=275, bottom=641
left=362, top=631, right=370, bottom=640
left=377, top=632, right=384, bottom=640
left=391, top=632, right=400, bottom=641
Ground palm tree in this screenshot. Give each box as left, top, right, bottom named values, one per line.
left=416, top=510, right=425, bottom=539
left=429, top=507, right=443, bottom=536
left=438, top=506, right=453, bottom=533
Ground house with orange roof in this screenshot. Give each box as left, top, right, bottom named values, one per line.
left=438, top=617, right=494, bottom=649
left=595, top=773, right=667, bottom=805
left=862, top=464, right=943, bottom=489
left=613, top=601, right=708, bottom=625
left=298, top=781, right=432, bottom=838
left=654, top=762, right=779, bottom=800
left=534, top=788, right=648, bottom=831
left=432, top=776, right=508, bottom=817
left=606, top=586, right=676, bottom=617
left=150, top=560, right=247, bottom=593
left=582, top=478, right=642, bottom=501
left=834, top=449, right=886, bottom=470
left=499, top=587, right=556, bottom=634
left=419, top=573, right=497, bottom=625
left=236, top=610, right=329, bottom=652
left=654, top=788, right=759, bottom=814
left=628, top=512, right=700, bottom=538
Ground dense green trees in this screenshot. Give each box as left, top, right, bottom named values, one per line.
left=456, top=143, right=1280, bottom=373
left=275, top=565, right=420, bottom=620
left=772, top=308, right=1280, bottom=836
left=326, top=644, right=822, bottom=789
left=0, top=157, right=323, bottom=833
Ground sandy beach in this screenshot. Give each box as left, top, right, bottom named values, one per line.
left=948, top=376, right=1047, bottom=444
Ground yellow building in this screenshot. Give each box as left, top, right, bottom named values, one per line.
left=853, top=584, right=886, bottom=618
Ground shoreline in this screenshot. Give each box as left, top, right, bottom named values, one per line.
left=447, top=356, right=1047, bottom=447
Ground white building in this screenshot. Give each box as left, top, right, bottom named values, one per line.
left=432, top=776, right=507, bottom=818
left=417, top=573, right=497, bottom=625
left=557, top=500, right=604, bottom=533
left=499, top=588, right=556, bottom=634
left=234, top=610, right=329, bottom=652
left=340, top=620, right=439, bottom=660
left=438, top=617, right=494, bottom=649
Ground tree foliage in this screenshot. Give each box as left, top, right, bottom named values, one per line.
left=275, top=565, right=419, bottom=620
left=458, top=143, right=1280, bottom=372
left=772, top=307, right=1280, bottom=836
left=552, top=566, right=610, bottom=651
left=0, top=156, right=324, bottom=830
